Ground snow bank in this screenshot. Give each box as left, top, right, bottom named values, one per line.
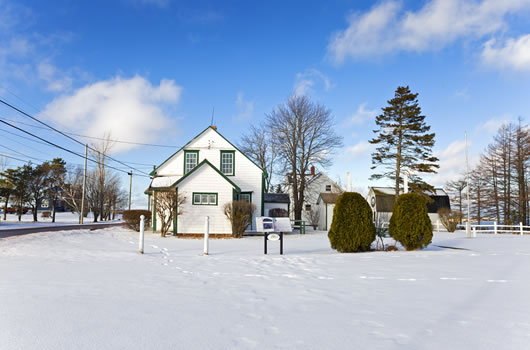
left=1, top=229, right=529, bottom=349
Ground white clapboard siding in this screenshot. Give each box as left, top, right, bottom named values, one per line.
left=151, top=127, right=263, bottom=233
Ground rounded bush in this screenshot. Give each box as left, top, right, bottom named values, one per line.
left=123, top=210, right=152, bottom=232
left=389, top=193, right=433, bottom=250
left=328, top=192, right=375, bottom=253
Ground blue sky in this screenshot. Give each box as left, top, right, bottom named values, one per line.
left=1, top=0, right=530, bottom=206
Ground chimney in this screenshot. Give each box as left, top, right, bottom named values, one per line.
left=347, top=172, right=351, bottom=192
left=211, top=126, right=217, bottom=131
left=310, top=166, right=315, bottom=176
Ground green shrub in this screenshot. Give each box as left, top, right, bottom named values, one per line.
left=389, top=193, right=433, bottom=250
left=328, top=192, right=375, bottom=253
left=437, top=208, right=461, bottom=232
left=123, top=210, right=152, bottom=232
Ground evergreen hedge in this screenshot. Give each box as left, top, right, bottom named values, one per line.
left=328, top=192, right=375, bottom=253
left=389, top=193, right=433, bottom=250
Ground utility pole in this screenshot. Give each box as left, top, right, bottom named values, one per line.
left=80, top=144, right=88, bottom=224
left=465, top=132, right=472, bottom=238
left=128, top=170, right=133, bottom=211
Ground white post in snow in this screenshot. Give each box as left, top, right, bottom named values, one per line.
left=437, top=220, right=440, bottom=232
left=494, top=221, right=498, bottom=235
left=472, top=226, right=476, bottom=238
left=520, top=222, right=523, bottom=236
left=139, top=215, right=145, bottom=254
left=204, top=216, right=209, bottom=255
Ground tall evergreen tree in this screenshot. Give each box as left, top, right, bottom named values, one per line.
left=370, top=86, right=439, bottom=197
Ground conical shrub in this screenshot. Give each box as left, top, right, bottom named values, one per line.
left=328, top=192, right=375, bottom=253
left=389, top=193, right=433, bottom=250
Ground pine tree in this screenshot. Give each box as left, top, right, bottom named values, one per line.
left=370, top=86, right=439, bottom=197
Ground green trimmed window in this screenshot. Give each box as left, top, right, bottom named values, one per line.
left=220, top=150, right=235, bottom=176
left=192, top=192, right=218, bottom=206
left=239, top=192, right=252, bottom=203
left=184, top=151, right=199, bottom=174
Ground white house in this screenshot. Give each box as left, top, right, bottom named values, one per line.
left=367, top=187, right=451, bottom=224
left=145, top=126, right=265, bottom=234
left=263, top=193, right=290, bottom=217
left=316, top=192, right=340, bottom=231
left=285, top=168, right=343, bottom=224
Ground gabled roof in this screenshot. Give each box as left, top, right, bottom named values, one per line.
left=317, top=192, right=341, bottom=204
left=150, top=126, right=265, bottom=176
left=368, top=186, right=451, bottom=213
left=146, top=159, right=241, bottom=192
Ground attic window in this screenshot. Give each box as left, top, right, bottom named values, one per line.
left=184, top=151, right=199, bottom=174
left=220, top=151, right=235, bottom=176
left=326, top=185, right=331, bottom=191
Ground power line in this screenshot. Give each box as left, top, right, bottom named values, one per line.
left=0, top=98, right=152, bottom=176
left=0, top=118, right=181, bottom=148
left=0, top=119, right=150, bottom=178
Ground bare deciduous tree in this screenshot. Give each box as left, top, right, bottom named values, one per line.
left=445, top=178, right=467, bottom=223
left=239, top=124, right=277, bottom=193
left=155, top=190, right=185, bottom=237
left=308, top=207, right=320, bottom=230
left=267, top=95, right=343, bottom=221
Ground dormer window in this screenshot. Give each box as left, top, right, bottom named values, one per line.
left=184, top=150, right=199, bottom=174
left=326, top=185, right=332, bottom=191
left=220, top=150, right=235, bottom=176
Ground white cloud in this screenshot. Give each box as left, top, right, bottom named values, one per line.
left=481, top=34, right=530, bottom=71
left=328, top=0, right=530, bottom=63
left=40, top=75, right=182, bottom=153
left=480, top=115, right=512, bottom=133
left=346, top=141, right=373, bottom=158
left=293, top=69, right=332, bottom=96
left=351, top=103, right=378, bottom=125
left=429, top=139, right=477, bottom=186
left=37, top=61, right=73, bottom=92
left=233, top=92, right=254, bottom=121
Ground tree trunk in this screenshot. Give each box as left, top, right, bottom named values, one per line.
left=52, top=195, right=57, bottom=223
left=2, top=194, right=8, bottom=221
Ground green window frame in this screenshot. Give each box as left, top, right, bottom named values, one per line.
left=239, top=192, right=252, bottom=203
left=220, top=150, right=235, bottom=176
left=184, top=150, right=199, bottom=174
left=192, top=192, right=218, bottom=206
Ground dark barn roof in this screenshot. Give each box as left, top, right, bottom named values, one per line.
left=371, top=187, right=451, bottom=213
left=264, top=193, right=290, bottom=204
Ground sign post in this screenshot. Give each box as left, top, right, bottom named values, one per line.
left=139, top=215, right=145, bottom=254
left=204, top=216, right=209, bottom=255
left=257, top=217, right=292, bottom=255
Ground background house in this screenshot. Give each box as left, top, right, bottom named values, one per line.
left=146, top=126, right=264, bottom=234
left=285, top=167, right=343, bottom=224
left=367, top=187, right=451, bottom=224
left=263, top=193, right=289, bottom=217
left=316, top=192, right=340, bottom=231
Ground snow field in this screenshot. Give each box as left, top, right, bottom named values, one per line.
left=1, top=229, right=529, bottom=349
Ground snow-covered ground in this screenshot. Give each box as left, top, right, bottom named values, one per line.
left=1, top=228, right=529, bottom=349
left=0, top=212, right=119, bottom=230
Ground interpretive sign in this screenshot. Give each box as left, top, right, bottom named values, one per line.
left=257, top=217, right=292, bottom=255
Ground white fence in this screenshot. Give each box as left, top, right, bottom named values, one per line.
left=469, top=222, right=529, bottom=235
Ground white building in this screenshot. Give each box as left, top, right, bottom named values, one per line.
left=316, top=192, right=340, bottom=231
left=285, top=168, right=343, bottom=224
left=367, top=187, right=451, bottom=224
left=145, top=126, right=265, bottom=234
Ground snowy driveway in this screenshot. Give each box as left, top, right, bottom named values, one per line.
left=1, top=229, right=529, bottom=349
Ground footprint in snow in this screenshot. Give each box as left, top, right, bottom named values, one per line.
left=150, top=245, right=158, bottom=249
